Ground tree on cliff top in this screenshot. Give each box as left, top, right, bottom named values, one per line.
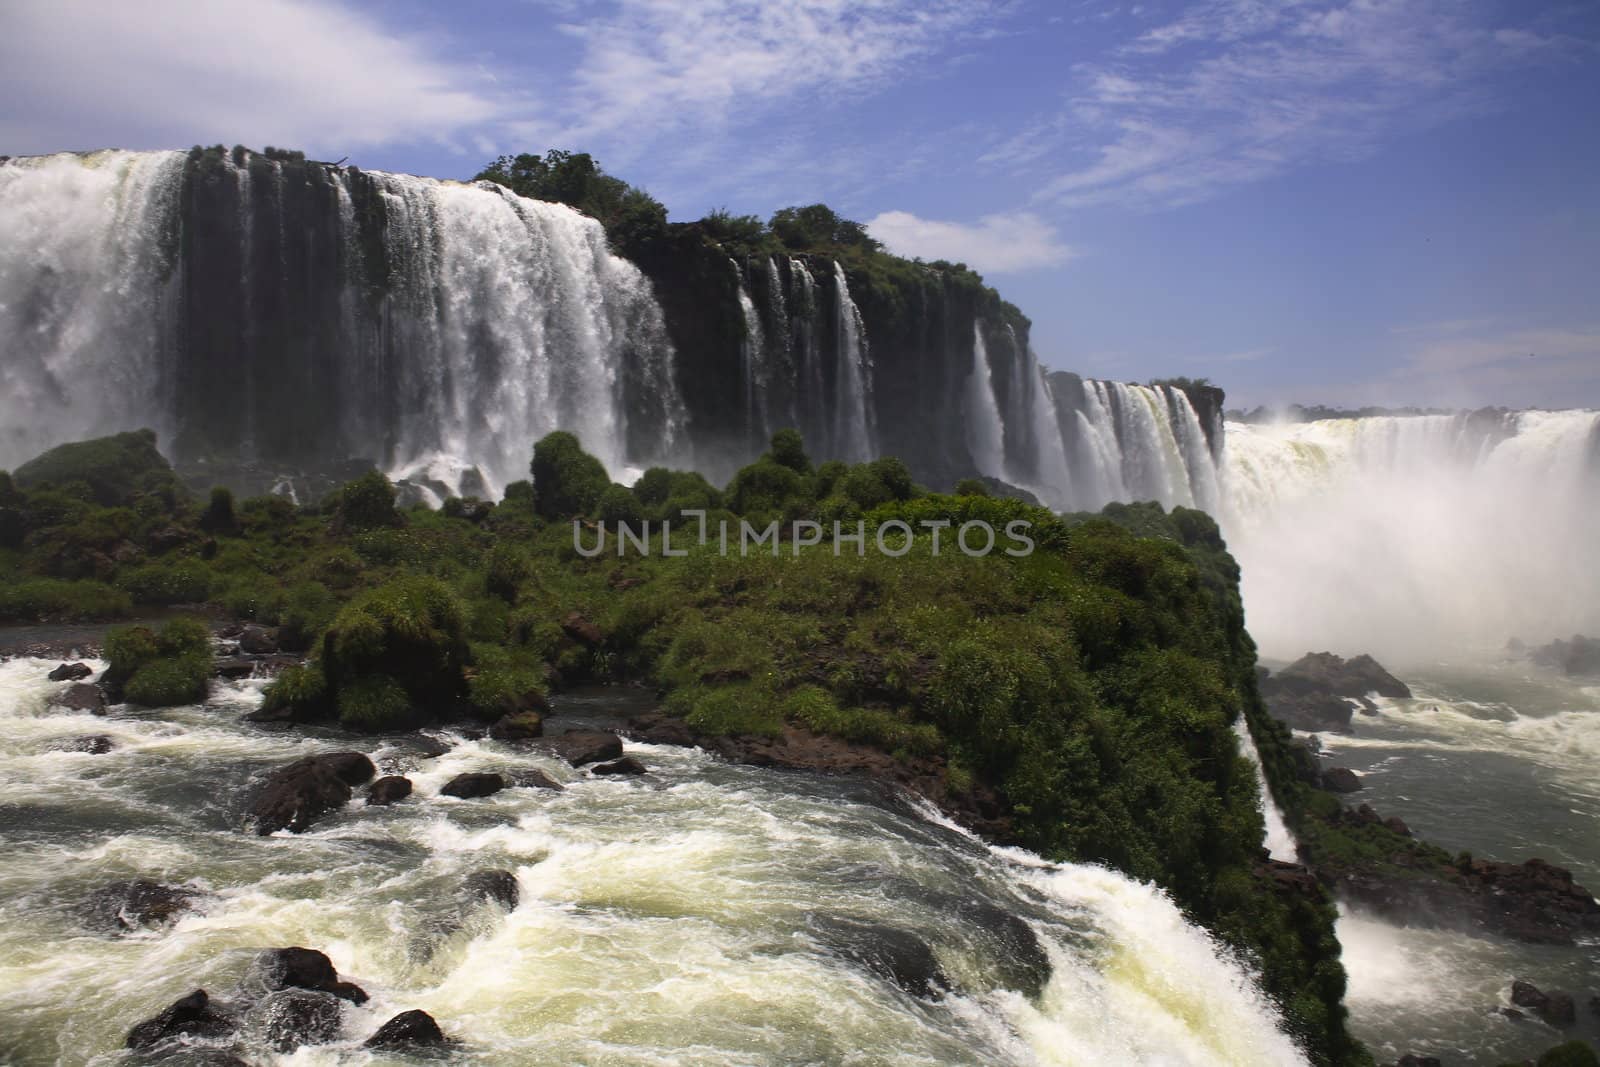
left=475, top=149, right=667, bottom=257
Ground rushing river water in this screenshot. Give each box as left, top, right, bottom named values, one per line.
left=0, top=656, right=1304, bottom=1066
left=1310, top=656, right=1600, bottom=1064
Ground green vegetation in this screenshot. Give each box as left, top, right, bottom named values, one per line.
left=103, top=617, right=211, bottom=707
left=0, top=428, right=1364, bottom=1063
left=474, top=149, right=669, bottom=259
left=12, top=429, right=179, bottom=507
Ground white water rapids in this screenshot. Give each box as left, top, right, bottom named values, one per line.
left=0, top=657, right=1305, bottom=1066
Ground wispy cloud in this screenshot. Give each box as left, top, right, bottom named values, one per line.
left=866, top=209, right=1076, bottom=273
left=0, top=0, right=512, bottom=156
left=998, top=0, right=1593, bottom=211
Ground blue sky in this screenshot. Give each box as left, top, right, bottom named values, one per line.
left=5, top=0, right=1597, bottom=409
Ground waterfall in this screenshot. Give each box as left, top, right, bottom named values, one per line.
left=964, top=323, right=1006, bottom=479
left=732, top=260, right=770, bottom=449
left=1054, top=380, right=1223, bottom=512
left=1233, top=720, right=1297, bottom=862
left=0, top=149, right=684, bottom=493
left=830, top=261, right=876, bottom=463
left=1221, top=409, right=1600, bottom=659
left=0, top=151, right=186, bottom=468
left=1024, top=351, right=1073, bottom=509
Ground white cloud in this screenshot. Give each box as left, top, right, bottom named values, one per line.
left=1008, top=0, right=1592, bottom=211
left=866, top=210, right=1076, bottom=273
left=0, top=0, right=512, bottom=156
left=557, top=0, right=994, bottom=142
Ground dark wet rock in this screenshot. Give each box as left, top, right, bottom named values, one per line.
left=364, top=1009, right=448, bottom=1050
left=1260, top=651, right=1410, bottom=733
left=440, top=772, right=507, bottom=799
left=1527, top=634, right=1600, bottom=677
left=365, top=776, right=413, bottom=806
left=238, top=624, right=279, bottom=654
left=809, top=915, right=950, bottom=997
left=1496, top=1006, right=1526, bottom=1021
left=591, top=756, right=647, bottom=776
left=126, top=989, right=236, bottom=1050
left=254, top=947, right=368, bottom=1004
left=53, top=734, right=115, bottom=754
left=544, top=730, right=623, bottom=767
left=48, top=661, right=93, bottom=682
left=1591, top=994, right=1600, bottom=1018
left=462, top=869, right=519, bottom=910
left=1321, top=767, right=1363, bottom=793
left=510, top=768, right=564, bottom=791
left=249, top=987, right=342, bottom=1052
left=1392, top=1056, right=1443, bottom=1067
left=628, top=714, right=695, bottom=748
left=214, top=657, right=255, bottom=680
left=1383, top=815, right=1412, bottom=837
left=560, top=611, right=603, bottom=647
left=953, top=897, right=1052, bottom=999
left=489, top=711, right=544, bottom=742
left=82, top=880, right=201, bottom=932
left=414, top=734, right=453, bottom=759
left=52, top=682, right=106, bottom=714
left=1512, top=979, right=1577, bottom=1026
left=249, top=752, right=376, bottom=835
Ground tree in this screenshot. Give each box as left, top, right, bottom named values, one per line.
left=475, top=150, right=668, bottom=257
left=530, top=432, right=610, bottom=520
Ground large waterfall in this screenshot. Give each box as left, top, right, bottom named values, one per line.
left=0, top=149, right=684, bottom=493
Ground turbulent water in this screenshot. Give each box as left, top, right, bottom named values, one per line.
left=0, top=150, right=683, bottom=492
left=1299, top=658, right=1600, bottom=1063
left=0, top=656, right=1306, bottom=1066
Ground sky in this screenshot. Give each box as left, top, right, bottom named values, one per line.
left=4, top=0, right=1597, bottom=410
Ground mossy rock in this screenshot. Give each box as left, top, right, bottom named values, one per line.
left=13, top=430, right=178, bottom=507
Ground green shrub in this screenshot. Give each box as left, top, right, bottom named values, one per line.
left=953, top=478, right=989, bottom=497
left=323, top=576, right=469, bottom=715
left=260, top=663, right=330, bottom=720
left=669, top=684, right=782, bottom=738
left=530, top=431, right=610, bottom=520
left=467, top=662, right=547, bottom=721
left=117, top=561, right=212, bottom=605
left=725, top=458, right=804, bottom=516
left=768, top=429, right=811, bottom=474
left=12, top=429, right=178, bottom=507
left=335, top=470, right=400, bottom=530
left=633, top=467, right=673, bottom=508
left=0, top=579, right=131, bottom=622
left=124, top=654, right=210, bottom=707
left=486, top=544, right=529, bottom=604
left=200, top=486, right=236, bottom=533
left=337, top=673, right=415, bottom=731
left=597, top=484, right=643, bottom=526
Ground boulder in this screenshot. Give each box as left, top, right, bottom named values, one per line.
left=365, top=776, right=413, bottom=806
left=82, top=880, right=200, bottom=932
left=561, top=611, right=603, bottom=646
left=591, top=756, right=647, bottom=776
left=414, top=734, right=454, bottom=759
left=213, top=657, right=255, bottom=680
left=364, top=1009, right=448, bottom=1051
left=254, top=947, right=368, bottom=1004
left=53, top=734, right=114, bottom=754
left=440, top=772, right=507, bottom=799
left=48, top=662, right=93, bottom=682
left=1528, top=635, right=1600, bottom=677
left=462, top=869, right=520, bottom=911
left=238, top=624, right=279, bottom=655
left=125, top=989, right=235, bottom=1050
left=249, top=752, right=376, bottom=835
left=52, top=683, right=106, bottom=714
left=1321, top=767, right=1363, bottom=793
left=1512, top=979, right=1577, bottom=1026
left=544, top=730, right=623, bottom=767
left=489, top=711, right=544, bottom=742
left=1260, top=651, right=1411, bottom=732
left=809, top=915, right=950, bottom=998
left=511, top=769, right=565, bottom=791
left=249, top=987, right=342, bottom=1052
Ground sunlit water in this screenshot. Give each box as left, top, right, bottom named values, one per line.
left=0, top=657, right=1303, bottom=1066
left=1305, top=655, right=1600, bottom=1063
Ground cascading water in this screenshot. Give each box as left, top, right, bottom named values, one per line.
left=1221, top=409, right=1600, bottom=659
left=0, top=151, right=186, bottom=468
left=1055, top=380, right=1223, bottom=512
left=0, top=658, right=1307, bottom=1066
left=1232, top=720, right=1297, bottom=862
left=830, top=262, right=876, bottom=463
left=964, top=324, right=1006, bottom=479
left=731, top=260, right=770, bottom=449
left=0, top=150, right=684, bottom=493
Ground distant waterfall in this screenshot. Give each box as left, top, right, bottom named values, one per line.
left=732, top=260, right=770, bottom=449
left=830, top=261, right=876, bottom=462
left=964, top=324, right=1006, bottom=478
left=0, top=151, right=186, bottom=468
left=0, top=149, right=684, bottom=493
left=1055, top=379, right=1224, bottom=512
left=1222, top=410, right=1600, bottom=658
